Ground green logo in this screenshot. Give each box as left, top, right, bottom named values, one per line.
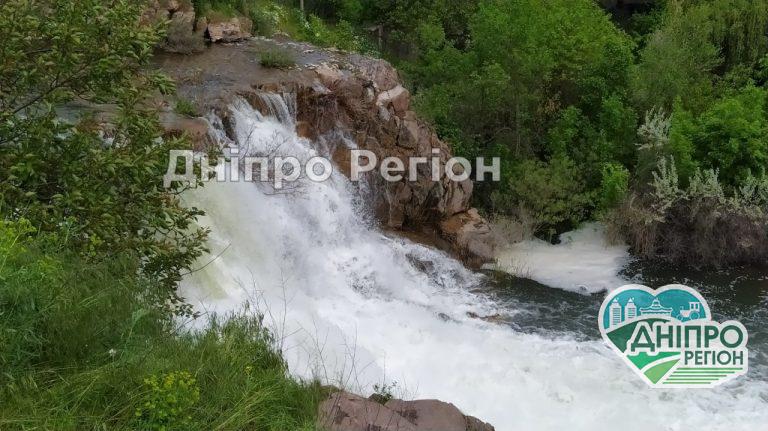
left=599, top=284, right=748, bottom=388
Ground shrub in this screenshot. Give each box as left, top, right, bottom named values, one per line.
left=300, top=14, right=373, bottom=53
left=136, top=371, right=200, bottom=431
left=0, top=0, right=208, bottom=294
left=492, top=157, right=594, bottom=236
left=608, top=158, right=768, bottom=266
left=176, top=98, right=199, bottom=117
left=260, top=49, right=296, bottom=68
left=598, top=162, right=630, bottom=212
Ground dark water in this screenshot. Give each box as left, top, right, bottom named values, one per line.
left=483, top=262, right=768, bottom=381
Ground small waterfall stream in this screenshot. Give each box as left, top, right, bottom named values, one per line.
left=180, top=94, right=768, bottom=431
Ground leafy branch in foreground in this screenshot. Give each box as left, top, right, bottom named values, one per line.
left=0, top=0, right=208, bottom=296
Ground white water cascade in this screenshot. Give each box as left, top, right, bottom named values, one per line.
left=181, top=95, right=768, bottom=431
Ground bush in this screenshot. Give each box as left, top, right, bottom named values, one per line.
left=176, top=98, right=199, bottom=117
left=300, top=14, right=373, bottom=53
left=260, top=48, right=296, bottom=68
left=492, top=157, right=594, bottom=236
left=598, top=162, right=630, bottom=212
left=136, top=371, right=200, bottom=431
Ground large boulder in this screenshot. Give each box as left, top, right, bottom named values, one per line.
left=318, top=392, right=495, bottom=431
left=439, top=209, right=498, bottom=267
left=318, top=392, right=417, bottom=431
left=377, top=85, right=411, bottom=118
left=206, top=16, right=253, bottom=43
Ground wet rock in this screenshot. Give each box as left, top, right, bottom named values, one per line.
left=156, top=36, right=496, bottom=265
left=466, top=311, right=506, bottom=324
left=439, top=209, right=497, bottom=268
left=159, top=112, right=212, bottom=151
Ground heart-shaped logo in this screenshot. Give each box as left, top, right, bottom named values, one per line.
left=599, top=284, right=748, bottom=388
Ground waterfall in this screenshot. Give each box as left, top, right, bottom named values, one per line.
left=180, top=94, right=768, bottom=431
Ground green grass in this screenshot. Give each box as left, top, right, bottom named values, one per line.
left=0, top=220, right=323, bottom=430
left=260, top=48, right=295, bottom=68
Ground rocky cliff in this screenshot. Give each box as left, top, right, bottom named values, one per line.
left=156, top=36, right=496, bottom=267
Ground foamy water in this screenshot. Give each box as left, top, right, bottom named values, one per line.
left=181, top=95, right=768, bottom=431
left=495, top=224, right=632, bottom=294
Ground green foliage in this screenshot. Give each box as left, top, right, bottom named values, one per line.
left=599, top=163, right=630, bottom=213
left=493, top=157, right=594, bottom=233
left=667, top=86, right=768, bottom=187
left=0, top=222, right=322, bottom=430
left=0, top=0, right=208, bottom=293
left=179, top=0, right=768, bottom=249
left=408, top=0, right=635, bottom=230
left=176, top=98, right=199, bottom=117
left=260, top=48, right=296, bottom=68
left=300, top=14, right=373, bottom=52
left=631, top=8, right=721, bottom=113
left=193, top=0, right=251, bottom=17
left=371, top=381, right=397, bottom=404
left=249, top=1, right=290, bottom=36
left=136, top=371, right=201, bottom=431
left=632, top=0, right=768, bottom=112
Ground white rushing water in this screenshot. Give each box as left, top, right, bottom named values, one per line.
left=495, top=224, right=632, bottom=294
left=181, top=95, right=768, bottom=431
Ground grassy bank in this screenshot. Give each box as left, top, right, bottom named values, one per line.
left=0, top=220, right=323, bottom=430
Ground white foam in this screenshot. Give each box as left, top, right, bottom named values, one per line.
left=181, top=97, right=768, bottom=431
left=495, top=223, right=631, bottom=294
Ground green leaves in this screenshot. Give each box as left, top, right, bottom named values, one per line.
left=0, top=0, right=207, bottom=299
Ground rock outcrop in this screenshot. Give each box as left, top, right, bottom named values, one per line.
left=292, top=58, right=495, bottom=266
left=318, top=392, right=495, bottom=431
left=143, top=0, right=252, bottom=53
left=156, top=36, right=496, bottom=266
left=205, top=16, right=253, bottom=43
